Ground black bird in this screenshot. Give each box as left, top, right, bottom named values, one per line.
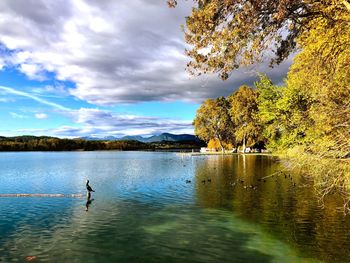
left=86, top=180, right=95, bottom=193
left=186, top=180, right=191, bottom=183
left=207, top=179, right=211, bottom=182
left=201, top=180, right=206, bottom=184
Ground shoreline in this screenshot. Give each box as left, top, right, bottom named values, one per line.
left=177, top=152, right=272, bottom=156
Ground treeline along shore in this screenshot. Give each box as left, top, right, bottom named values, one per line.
left=0, top=136, right=205, bottom=152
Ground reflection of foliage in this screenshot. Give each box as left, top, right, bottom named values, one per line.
left=194, top=155, right=350, bottom=260
left=280, top=149, right=350, bottom=213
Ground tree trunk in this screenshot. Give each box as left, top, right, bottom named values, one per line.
left=242, top=134, right=246, bottom=153
left=218, top=140, right=224, bottom=154
left=216, top=133, right=225, bottom=154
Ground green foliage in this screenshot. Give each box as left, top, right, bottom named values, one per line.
left=194, top=71, right=349, bottom=158
left=285, top=3, right=350, bottom=158
left=276, top=83, right=315, bottom=150
left=255, top=75, right=283, bottom=149
left=181, top=0, right=349, bottom=210
left=173, top=0, right=349, bottom=155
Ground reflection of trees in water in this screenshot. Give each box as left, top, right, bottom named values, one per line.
left=194, top=155, right=350, bottom=262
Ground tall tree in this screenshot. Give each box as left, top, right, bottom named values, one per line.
left=168, top=0, right=349, bottom=79
left=255, top=75, right=283, bottom=149
left=228, top=86, right=261, bottom=151
left=193, top=97, right=234, bottom=152
left=286, top=11, right=350, bottom=157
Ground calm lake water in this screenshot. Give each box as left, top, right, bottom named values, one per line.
left=0, top=151, right=350, bottom=262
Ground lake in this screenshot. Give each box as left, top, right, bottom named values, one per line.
left=0, top=151, right=349, bottom=262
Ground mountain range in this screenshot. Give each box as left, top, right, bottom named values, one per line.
left=81, top=133, right=201, bottom=143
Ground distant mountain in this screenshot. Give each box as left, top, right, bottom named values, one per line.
left=81, top=133, right=200, bottom=143
left=118, top=135, right=145, bottom=142
left=142, top=133, right=200, bottom=143
left=80, top=136, right=104, bottom=141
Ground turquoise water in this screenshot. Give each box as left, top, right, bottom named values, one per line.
left=0, top=151, right=349, bottom=262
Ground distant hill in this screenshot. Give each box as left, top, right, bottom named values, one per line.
left=0, top=134, right=204, bottom=152
left=0, top=135, right=59, bottom=142
left=118, top=135, right=145, bottom=142
left=144, top=133, right=200, bottom=143
left=82, top=133, right=201, bottom=143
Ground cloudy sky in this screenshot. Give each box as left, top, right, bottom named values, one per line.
left=0, top=0, right=291, bottom=138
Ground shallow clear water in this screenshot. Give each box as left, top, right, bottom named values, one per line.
left=0, top=151, right=349, bottom=262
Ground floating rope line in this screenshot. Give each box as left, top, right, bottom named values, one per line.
left=0, top=193, right=84, bottom=198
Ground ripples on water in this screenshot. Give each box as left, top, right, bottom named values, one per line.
left=0, top=151, right=350, bottom=262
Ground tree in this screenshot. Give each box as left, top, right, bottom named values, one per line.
left=255, top=75, right=283, bottom=149
left=193, top=97, right=234, bottom=152
left=168, top=0, right=349, bottom=79
left=207, top=138, right=221, bottom=151
left=279, top=0, right=350, bottom=158
left=275, top=82, right=316, bottom=150
left=228, top=86, right=261, bottom=151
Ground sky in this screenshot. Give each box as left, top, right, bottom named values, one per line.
left=0, top=0, right=291, bottom=138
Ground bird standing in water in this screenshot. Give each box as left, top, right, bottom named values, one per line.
left=86, top=180, right=95, bottom=193
left=85, top=180, right=95, bottom=211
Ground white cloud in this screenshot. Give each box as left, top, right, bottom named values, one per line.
left=0, top=86, right=70, bottom=111
left=0, top=0, right=290, bottom=105
left=9, top=112, right=26, bottom=119
left=0, top=57, right=4, bottom=70
left=35, top=113, right=48, bottom=119
left=1, top=85, right=194, bottom=137
left=60, top=107, right=194, bottom=137
left=10, top=112, right=194, bottom=137
left=19, top=63, right=46, bottom=80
